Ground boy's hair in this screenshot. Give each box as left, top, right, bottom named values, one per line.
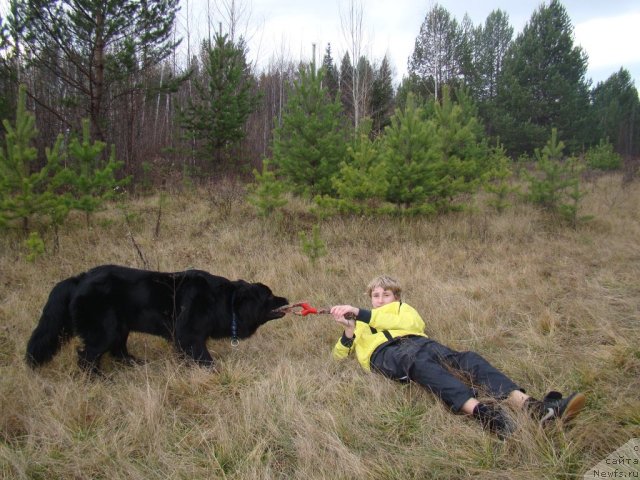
left=366, top=275, right=402, bottom=300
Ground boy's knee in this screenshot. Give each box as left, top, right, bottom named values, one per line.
left=456, top=350, right=485, bottom=365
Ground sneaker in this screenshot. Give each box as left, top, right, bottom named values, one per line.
left=533, top=391, right=586, bottom=424
left=473, top=403, right=516, bottom=439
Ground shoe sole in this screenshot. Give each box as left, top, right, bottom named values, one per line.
left=561, top=392, right=586, bottom=422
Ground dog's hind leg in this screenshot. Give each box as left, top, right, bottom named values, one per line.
left=75, top=309, right=119, bottom=375
left=77, top=346, right=105, bottom=376
left=109, top=329, right=144, bottom=366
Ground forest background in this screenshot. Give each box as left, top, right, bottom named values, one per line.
left=0, top=0, right=638, bottom=185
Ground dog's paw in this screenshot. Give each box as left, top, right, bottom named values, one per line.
left=195, top=358, right=219, bottom=373
left=114, top=354, right=146, bottom=367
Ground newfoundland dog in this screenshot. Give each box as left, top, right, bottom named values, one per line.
left=25, top=265, right=288, bottom=374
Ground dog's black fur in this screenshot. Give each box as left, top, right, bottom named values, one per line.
left=25, top=265, right=288, bottom=374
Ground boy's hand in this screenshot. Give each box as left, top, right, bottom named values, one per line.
left=331, top=305, right=358, bottom=336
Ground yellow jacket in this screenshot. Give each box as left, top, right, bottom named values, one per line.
left=332, top=301, right=427, bottom=371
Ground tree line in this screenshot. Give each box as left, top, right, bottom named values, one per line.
left=0, top=0, right=638, bottom=187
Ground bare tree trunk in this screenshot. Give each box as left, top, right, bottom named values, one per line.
left=154, top=63, right=164, bottom=146
left=206, top=0, right=213, bottom=43
left=185, top=0, right=191, bottom=61
left=91, top=11, right=106, bottom=141
left=10, top=0, right=21, bottom=88
left=340, top=0, right=372, bottom=132
left=215, top=0, right=252, bottom=43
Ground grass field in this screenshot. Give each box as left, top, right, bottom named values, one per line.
left=1, top=175, right=639, bottom=479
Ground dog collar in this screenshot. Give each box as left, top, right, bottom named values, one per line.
left=230, top=291, right=239, bottom=347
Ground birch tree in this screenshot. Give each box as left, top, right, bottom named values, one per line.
left=409, top=4, right=461, bottom=101
left=340, top=0, right=370, bottom=130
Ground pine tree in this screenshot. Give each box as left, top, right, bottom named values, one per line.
left=494, top=0, right=591, bottom=156
left=322, top=44, right=340, bottom=100
left=0, top=86, right=59, bottom=231
left=525, top=128, right=566, bottom=210
left=339, top=53, right=354, bottom=125
left=355, top=56, right=375, bottom=125
left=378, top=94, right=439, bottom=213
left=523, top=129, right=589, bottom=226
left=591, top=68, right=640, bottom=157
left=247, top=160, right=287, bottom=218
left=457, top=14, right=476, bottom=93
left=395, top=74, right=434, bottom=112
left=299, top=224, right=327, bottom=266
left=370, top=56, right=395, bottom=137
left=584, top=139, right=622, bottom=171
left=55, top=119, right=129, bottom=225
left=180, top=32, right=259, bottom=168
left=472, top=10, right=513, bottom=137
left=430, top=88, right=491, bottom=209
left=17, top=0, right=181, bottom=143
left=484, top=143, right=516, bottom=213
left=377, top=89, right=494, bottom=214
left=474, top=10, right=513, bottom=102
left=324, top=119, right=389, bottom=215
left=271, top=65, right=348, bottom=196
left=558, top=157, right=589, bottom=228
left=0, top=10, right=19, bottom=126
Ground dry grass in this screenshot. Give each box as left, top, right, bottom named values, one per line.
left=1, top=175, right=639, bottom=479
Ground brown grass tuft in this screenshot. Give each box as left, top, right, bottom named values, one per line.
left=1, top=174, right=638, bottom=478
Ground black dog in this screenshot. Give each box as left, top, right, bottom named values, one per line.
left=25, top=265, right=288, bottom=374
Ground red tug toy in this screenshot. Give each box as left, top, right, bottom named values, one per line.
left=277, top=302, right=356, bottom=319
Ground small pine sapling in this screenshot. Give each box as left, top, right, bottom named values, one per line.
left=58, top=119, right=129, bottom=226
left=299, top=224, right=327, bottom=266
left=248, top=160, right=287, bottom=218
left=0, top=86, right=60, bottom=232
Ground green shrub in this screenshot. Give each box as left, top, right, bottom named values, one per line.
left=585, top=139, right=622, bottom=171
left=24, top=231, right=45, bottom=262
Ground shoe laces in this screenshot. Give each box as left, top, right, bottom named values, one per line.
left=540, top=407, right=556, bottom=423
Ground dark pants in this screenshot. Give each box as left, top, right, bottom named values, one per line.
left=370, top=336, right=522, bottom=412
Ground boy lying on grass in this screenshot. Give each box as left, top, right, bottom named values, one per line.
left=330, top=275, right=585, bottom=438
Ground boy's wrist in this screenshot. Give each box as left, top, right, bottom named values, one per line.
left=344, top=321, right=355, bottom=337
left=340, top=331, right=355, bottom=347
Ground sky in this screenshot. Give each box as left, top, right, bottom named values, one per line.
left=1, top=1, right=637, bottom=88
left=181, top=0, right=640, bottom=88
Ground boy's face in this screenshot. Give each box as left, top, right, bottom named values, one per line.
left=371, top=286, right=397, bottom=308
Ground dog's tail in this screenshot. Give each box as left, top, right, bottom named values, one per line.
left=25, top=276, right=79, bottom=368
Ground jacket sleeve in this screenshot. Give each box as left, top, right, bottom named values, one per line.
left=332, top=333, right=354, bottom=360
left=368, top=303, right=425, bottom=334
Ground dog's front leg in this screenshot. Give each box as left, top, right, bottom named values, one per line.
left=175, top=335, right=216, bottom=368
left=110, top=336, right=145, bottom=366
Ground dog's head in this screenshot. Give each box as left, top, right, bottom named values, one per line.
left=232, top=281, right=288, bottom=337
